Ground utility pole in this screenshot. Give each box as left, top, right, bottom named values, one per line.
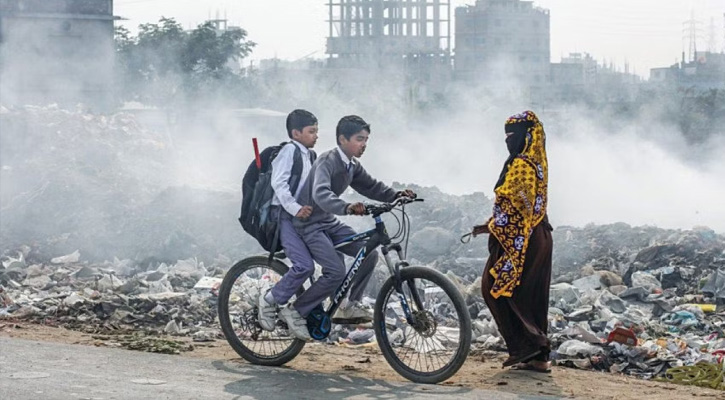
left=682, top=9, right=703, bottom=62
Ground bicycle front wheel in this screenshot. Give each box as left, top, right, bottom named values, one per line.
left=374, top=266, right=472, bottom=384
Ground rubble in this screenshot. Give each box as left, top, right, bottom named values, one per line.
left=0, top=255, right=223, bottom=345
left=2, top=106, right=725, bottom=388
left=3, top=218, right=724, bottom=389
left=460, top=225, right=725, bottom=389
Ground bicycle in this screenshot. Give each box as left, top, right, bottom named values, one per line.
left=218, top=197, right=472, bottom=384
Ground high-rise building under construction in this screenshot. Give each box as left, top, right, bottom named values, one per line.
left=325, top=0, right=451, bottom=71
left=454, top=0, right=550, bottom=84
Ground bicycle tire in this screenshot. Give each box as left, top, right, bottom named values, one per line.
left=373, top=266, right=472, bottom=384
left=218, top=256, right=306, bottom=366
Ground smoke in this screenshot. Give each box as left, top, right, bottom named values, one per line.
left=165, top=67, right=725, bottom=234
left=356, top=99, right=725, bottom=232
left=545, top=113, right=725, bottom=231
left=2, top=11, right=725, bottom=264
left=146, top=55, right=725, bottom=234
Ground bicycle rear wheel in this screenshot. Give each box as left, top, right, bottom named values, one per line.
left=217, top=256, right=305, bottom=366
left=374, top=266, right=472, bottom=384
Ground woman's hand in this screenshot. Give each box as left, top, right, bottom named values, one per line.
left=472, top=223, right=490, bottom=236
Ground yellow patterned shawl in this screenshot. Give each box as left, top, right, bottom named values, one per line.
left=487, top=111, right=548, bottom=299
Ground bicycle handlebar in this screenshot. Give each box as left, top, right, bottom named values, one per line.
left=364, top=197, right=423, bottom=216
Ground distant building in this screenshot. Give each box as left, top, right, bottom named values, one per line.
left=324, top=0, right=452, bottom=111
left=454, top=0, right=550, bottom=84
left=550, top=52, right=597, bottom=86
left=650, top=66, right=678, bottom=83
left=649, top=51, right=725, bottom=89
left=551, top=52, right=640, bottom=86
left=325, top=0, right=451, bottom=70
left=0, top=0, right=116, bottom=110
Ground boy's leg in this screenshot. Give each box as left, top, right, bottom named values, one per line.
left=292, top=224, right=347, bottom=317
left=258, top=210, right=314, bottom=332
left=270, top=213, right=315, bottom=304
left=324, top=222, right=377, bottom=304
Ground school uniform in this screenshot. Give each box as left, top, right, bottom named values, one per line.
left=291, top=147, right=397, bottom=317
left=268, top=140, right=315, bottom=305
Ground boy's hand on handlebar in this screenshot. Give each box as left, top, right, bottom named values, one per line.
left=295, top=206, right=313, bottom=219
left=346, top=202, right=366, bottom=216
left=395, top=189, right=417, bottom=199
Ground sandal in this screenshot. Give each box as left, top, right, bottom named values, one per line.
left=510, top=360, right=552, bottom=373
left=502, top=349, right=542, bottom=367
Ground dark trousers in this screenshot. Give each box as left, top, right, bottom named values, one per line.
left=481, top=219, right=553, bottom=362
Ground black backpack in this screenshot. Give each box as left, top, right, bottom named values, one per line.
left=239, top=142, right=316, bottom=252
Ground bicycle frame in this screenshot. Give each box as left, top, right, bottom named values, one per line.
left=324, top=214, right=422, bottom=325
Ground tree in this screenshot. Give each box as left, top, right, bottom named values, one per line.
left=181, top=21, right=254, bottom=74
left=114, top=17, right=256, bottom=107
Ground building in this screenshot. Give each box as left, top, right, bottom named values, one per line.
left=649, top=51, right=725, bottom=89
left=0, top=0, right=116, bottom=110
left=326, top=0, right=451, bottom=69
left=454, top=0, right=550, bottom=85
left=550, top=52, right=597, bottom=86
left=324, top=0, right=452, bottom=111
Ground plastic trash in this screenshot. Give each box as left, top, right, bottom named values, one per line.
left=558, top=339, right=604, bottom=357
left=607, top=327, right=638, bottom=346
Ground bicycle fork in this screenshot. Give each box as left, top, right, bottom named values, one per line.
left=382, top=244, right=425, bottom=326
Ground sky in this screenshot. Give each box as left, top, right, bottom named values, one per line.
left=115, top=0, right=725, bottom=78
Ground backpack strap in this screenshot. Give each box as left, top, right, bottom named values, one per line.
left=288, top=143, right=304, bottom=195
left=268, top=207, right=282, bottom=264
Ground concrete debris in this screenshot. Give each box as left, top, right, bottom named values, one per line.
left=0, top=256, right=223, bottom=346
left=51, top=250, right=81, bottom=265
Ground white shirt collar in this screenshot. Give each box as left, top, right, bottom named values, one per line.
left=291, top=140, right=309, bottom=154
left=336, top=146, right=356, bottom=166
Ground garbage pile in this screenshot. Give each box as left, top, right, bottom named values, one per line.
left=0, top=249, right=226, bottom=345
left=465, top=226, right=725, bottom=388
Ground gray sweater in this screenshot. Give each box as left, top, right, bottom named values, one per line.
left=294, top=148, right=397, bottom=227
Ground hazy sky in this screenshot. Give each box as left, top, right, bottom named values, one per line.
left=115, top=0, right=724, bottom=77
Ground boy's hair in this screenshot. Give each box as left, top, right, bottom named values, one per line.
left=286, top=109, right=318, bottom=138
left=336, top=115, right=370, bottom=145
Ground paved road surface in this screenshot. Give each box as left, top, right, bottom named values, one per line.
left=0, top=337, right=559, bottom=399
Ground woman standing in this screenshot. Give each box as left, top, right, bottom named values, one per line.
left=473, top=110, right=553, bottom=372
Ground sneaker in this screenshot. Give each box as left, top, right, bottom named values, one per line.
left=257, top=287, right=277, bottom=332
left=279, top=305, right=311, bottom=341
left=332, top=301, right=373, bottom=324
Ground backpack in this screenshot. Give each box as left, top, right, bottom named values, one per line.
left=239, top=142, right=316, bottom=252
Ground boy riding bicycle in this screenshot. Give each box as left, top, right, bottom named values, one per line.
left=262, top=115, right=415, bottom=340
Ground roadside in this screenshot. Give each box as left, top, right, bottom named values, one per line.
left=1, top=321, right=722, bottom=399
